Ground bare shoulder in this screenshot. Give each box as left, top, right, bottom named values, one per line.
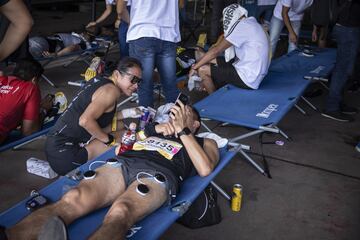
left=94, top=83, right=120, bottom=99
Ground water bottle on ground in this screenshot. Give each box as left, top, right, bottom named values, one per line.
left=118, top=122, right=137, bottom=154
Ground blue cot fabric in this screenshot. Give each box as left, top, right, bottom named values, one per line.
left=194, top=48, right=336, bottom=130
left=0, top=147, right=235, bottom=240
left=269, top=48, right=336, bottom=77
left=194, top=72, right=308, bottom=129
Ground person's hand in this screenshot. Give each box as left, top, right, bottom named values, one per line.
left=312, top=29, right=318, bottom=42
left=41, top=94, right=54, bottom=111
left=86, top=21, right=97, bottom=28
left=121, top=107, right=145, bottom=119
left=114, top=19, right=121, bottom=29
left=155, top=122, right=176, bottom=137
left=188, top=65, right=198, bottom=78
left=169, top=100, right=188, bottom=136
left=289, top=32, right=298, bottom=44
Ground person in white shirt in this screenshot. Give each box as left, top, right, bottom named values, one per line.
left=118, top=0, right=181, bottom=108
left=269, top=0, right=313, bottom=55
left=256, top=0, right=278, bottom=31
left=189, top=4, right=270, bottom=94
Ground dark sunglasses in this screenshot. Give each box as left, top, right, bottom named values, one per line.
left=120, top=71, right=142, bottom=84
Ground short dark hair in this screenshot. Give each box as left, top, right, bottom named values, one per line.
left=12, top=59, right=44, bottom=81
left=117, top=57, right=142, bottom=73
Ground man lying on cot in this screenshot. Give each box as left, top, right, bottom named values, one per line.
left=28, top=27, right=100, bottom=58
left=3, top=101, right=219, bottom=240
left=189, top=4, right=270, bottom=94
left=45, top=57, right=145, bottom=176
left=0, top=59, right=55, bottom=144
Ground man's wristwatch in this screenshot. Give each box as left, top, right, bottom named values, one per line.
left=104, top=134, right=115, bottom=146
left=177, top=127, right=191, bottom=137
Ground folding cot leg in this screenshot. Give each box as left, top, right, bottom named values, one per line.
left=301, top=96, right=318, bottom=111
left=295, top=104, right=307, bottom=115
left=41, top=74, right=56, bottom=88
left=211, top=181, right=231, bottom=201
left=12, top=135, right=43, bottom=150
left=319, top=81, right=329, bottom=90
left=238, top=148, right=266, bottom=176
left=272, top=126, right=291, bottom=140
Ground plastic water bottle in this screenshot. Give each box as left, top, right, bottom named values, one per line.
left=139, top=109, right=149, bottom=130
left=118, top=122, right=137, bottom=154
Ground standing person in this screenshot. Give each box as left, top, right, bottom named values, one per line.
left=209, top=0, right=238, bottom=45
left=86, top=0, right=129, bottom=58
left=0, top=0, right=33, bottom=62
left=310, top=0, right=330, bottom=48
left=269, top=0, right=313, bottom=55
left=256, top=0, right=277, bottom=31
left=321, top=0, right=360, bottom=122
left=45, top=57, right=143, bottom=175
left=0, top=59, right=52, bottom=144
left=119, top=0, right=181, bottom=108
left=115, top=0, right=130, bottom=58
left=86, top=0, right=118, bottom=29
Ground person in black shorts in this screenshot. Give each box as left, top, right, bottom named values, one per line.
left=45, top=57, right=143, bottom=175
left=6, top=101, right=219, bottom=240
left=189, top=4, right=270, bottom=94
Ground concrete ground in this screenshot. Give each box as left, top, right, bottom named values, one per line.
left=0, top=2, right=360, bottom=240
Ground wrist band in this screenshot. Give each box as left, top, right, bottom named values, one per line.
left=104, top=134, right=115, bottom=146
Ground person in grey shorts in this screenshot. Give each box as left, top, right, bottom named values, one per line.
left=5, top=102, right=219, bottom=240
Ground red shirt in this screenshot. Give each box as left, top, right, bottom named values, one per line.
left=0, top=76, right=41, bottom=137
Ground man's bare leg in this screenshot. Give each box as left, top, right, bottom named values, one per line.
left=89, top=178, right=168, bottom=240
left=7, top=166, right=126, bottom=240
left=198, top=64, right=217, bottom=94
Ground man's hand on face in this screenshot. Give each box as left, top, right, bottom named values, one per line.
left=169, top=100, right=188, bottom=136
left=155, top=122, right=176, bottom=137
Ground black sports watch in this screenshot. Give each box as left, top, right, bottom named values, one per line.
left=177, top=127, right=191, bottom=137
left=104, top=134, right=115, bottom=146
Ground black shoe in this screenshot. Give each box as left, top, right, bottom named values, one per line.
left=340, top=104, right=358, bottom=115
left=321, top=111, right=354, bottom=122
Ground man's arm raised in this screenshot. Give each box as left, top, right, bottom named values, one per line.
left=169, top=102, right=219, bottom=177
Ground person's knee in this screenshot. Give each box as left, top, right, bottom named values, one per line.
left=61, top=188, right=82, bottom=207
left=198, top=65, right=210, bottom=78
left=105, top=201, right=133, bottom=224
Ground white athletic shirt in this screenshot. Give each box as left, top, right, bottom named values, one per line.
left=257, top=0, right=277, bottom=6
left=225, top=17, right=270, bottom=89
left=126, top=0, right=181, bottom=43
left=273, top=0, right=313, bottom=21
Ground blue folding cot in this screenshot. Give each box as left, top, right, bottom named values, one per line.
left=194, top=48, right=337, bottom=175
left=0, top=116, right=59, bottom=153
left=0, top=146, right=236, bottom=240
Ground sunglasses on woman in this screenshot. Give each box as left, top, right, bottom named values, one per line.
left=120, top=71, right=142, bottom=84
